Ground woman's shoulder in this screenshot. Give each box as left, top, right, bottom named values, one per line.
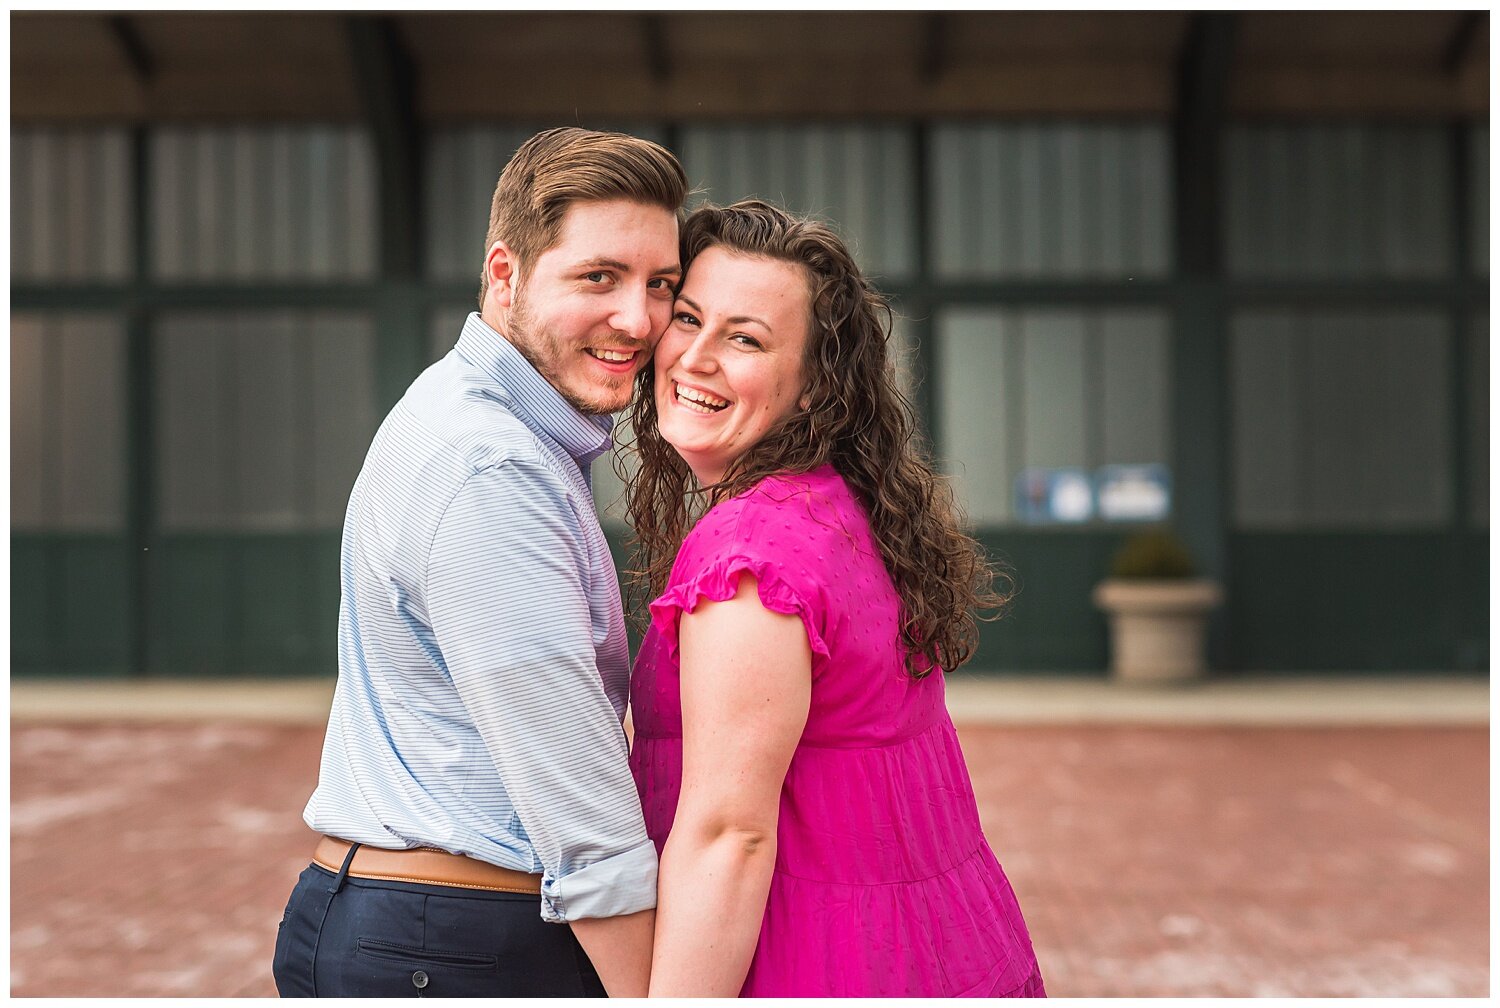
left=712, top=464, right=857, bottom=535
left=674, top=465, right=868, bottom=578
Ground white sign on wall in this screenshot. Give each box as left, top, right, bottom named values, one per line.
left=1095, top=464, right=1172, bottom=522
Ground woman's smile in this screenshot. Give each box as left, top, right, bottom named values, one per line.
left=670, top=379, right=731, bottom=414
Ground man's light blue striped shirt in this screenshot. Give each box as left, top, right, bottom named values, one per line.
left=303, top=312, right=655, bottom=924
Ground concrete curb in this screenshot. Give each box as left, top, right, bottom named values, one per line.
left=943, top=674, right=1490, bottom=725
left=10, top=675, right=1489, bottom=726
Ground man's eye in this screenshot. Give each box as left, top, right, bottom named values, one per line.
left=584, top=271, right=609, bottom=283
left=648, top=277, right=676, bottom=290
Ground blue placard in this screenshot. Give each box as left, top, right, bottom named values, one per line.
left=1014, top=467, right=1094, bottom=524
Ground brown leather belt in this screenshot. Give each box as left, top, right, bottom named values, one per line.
left=314, top=835, right=542, bottom=895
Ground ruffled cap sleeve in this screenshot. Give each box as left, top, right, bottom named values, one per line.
left=647, top=488, right=833, bottom=665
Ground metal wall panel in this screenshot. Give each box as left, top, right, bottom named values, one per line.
left=1225, top=125, right=1452, bottom=279
left=1129, top=127, right=1173, bottom=277
left=232, top=313, right=302, bottom=529
left=312, top=314, right=380, bottom=526
left=303, top=133, right=335, bottom=280
left=150, top=127, right=377, bottom=282
left=938, top=307, right=1171, bottom=527
left=1363, top=314, right=1449, bottom=523
left=681, top=124, right=917, bottom=282
left=1231, top=310, right=1450, bottom=528
left=929, top=123, right=1171, bottom=280
left=57, top=317, right=129, bottom=530
left=1303, top=315, right=1380, bottom=520
left=1100, top=310, right=1171, bottom=467
left=344, top=130, right=379, bottom=280
left=157, top=313, right=232, bottom=525
left=11, top=129, right=131, bottom=283
left=12, top=317, right=49, bottom=528
left=10, top=314, right=127, bottom=531
left=426, top=128, right=530, bottom=282
left=156, top=311, right=377, bottom=530
left=937, top=309, right=1012, bottom=525
left=1229, top=312, right=1301, bottom=526
left=425, top=124, right=669, bottom=282
left=1021, top=313, right=1089, bottom=467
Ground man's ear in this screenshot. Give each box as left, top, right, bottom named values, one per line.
left=484, top=241, right=519, bottom=308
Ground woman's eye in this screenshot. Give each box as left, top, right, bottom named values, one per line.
left=673, top=311, right=700, bottom=326
left=731, top=334, right=762, bottom=349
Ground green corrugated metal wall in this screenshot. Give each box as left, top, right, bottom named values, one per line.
left=11, top=121, right=1488, bottom=676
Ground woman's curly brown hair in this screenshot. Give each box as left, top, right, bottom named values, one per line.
left=623, top=199, right=1012, bottom=678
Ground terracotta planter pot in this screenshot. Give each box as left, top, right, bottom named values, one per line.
left=1092, top=578, right=1223, bottom=684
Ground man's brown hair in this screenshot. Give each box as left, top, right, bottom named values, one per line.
left=477, top=127, right=688, bottom=305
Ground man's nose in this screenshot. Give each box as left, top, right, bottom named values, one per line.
left=611, top=289, right=654, bottom=343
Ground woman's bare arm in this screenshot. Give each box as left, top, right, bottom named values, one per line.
left=647, top=573, right=812, bottom=997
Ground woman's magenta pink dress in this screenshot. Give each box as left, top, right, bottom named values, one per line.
left=629, top=464, right=1046, bottom=997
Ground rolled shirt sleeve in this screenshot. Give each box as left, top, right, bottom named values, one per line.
left=427, top=460, right=657, bottom=923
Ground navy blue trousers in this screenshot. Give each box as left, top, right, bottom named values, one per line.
left=272, top=848, right=607, bottom=997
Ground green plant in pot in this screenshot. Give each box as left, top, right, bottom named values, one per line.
left=1092, top=527, right=1223, bottom=684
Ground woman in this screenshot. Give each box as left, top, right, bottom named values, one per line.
left=625, top=200, right=1045, bottom=997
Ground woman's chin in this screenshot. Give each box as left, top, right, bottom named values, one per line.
left=661, top=441, right=722, bottom=485
left=658, top=434, right=697, bottom=465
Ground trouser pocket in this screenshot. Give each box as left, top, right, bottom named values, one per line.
left=354, top=939, right=500, bottom=997
left=356, top=939, right=498, bottom=970
left=271, top=866, right=338, bottom=997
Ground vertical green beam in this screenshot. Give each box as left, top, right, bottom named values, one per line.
left=1448, top=124, right=1472, bottom=532
left=1170, top=13, right=1236, bottom=669
left=42, top=324, right=66, bottom=670
left=347, top=15, right=425, bottom=409
left=1446, top=122, right=1481, bottom=667
left=909, top=120, right=937, bottom=448
left=127, top=125, right=154, bottom=677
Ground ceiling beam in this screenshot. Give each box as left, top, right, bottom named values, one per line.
left=1173, top=12, right=1237, bottom=276
left=1442, top=11, right=1485, bottom=76
left=643, top=14, right=671, bottom=83
left=107, top=15, right=155, bottom=86
left=919, top=13, right=946, bottom=84
left=419, top=59, right=1175, bottom=120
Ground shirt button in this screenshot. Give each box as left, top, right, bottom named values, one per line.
left=412, top=970, right=429, bottom=989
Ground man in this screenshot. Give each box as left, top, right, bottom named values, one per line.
left=272, top=128, right=687, bottom=997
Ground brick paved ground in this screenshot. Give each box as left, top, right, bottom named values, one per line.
left=10, top=721, right=1488, bottom=997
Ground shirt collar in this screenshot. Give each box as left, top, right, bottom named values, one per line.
left=455, top=312, right=615, bottom=466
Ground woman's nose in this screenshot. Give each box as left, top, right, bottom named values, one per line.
left=677, top=331, right=717, bottom=374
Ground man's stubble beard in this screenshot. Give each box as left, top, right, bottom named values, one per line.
left=505, top=286, right=633, bottom=417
